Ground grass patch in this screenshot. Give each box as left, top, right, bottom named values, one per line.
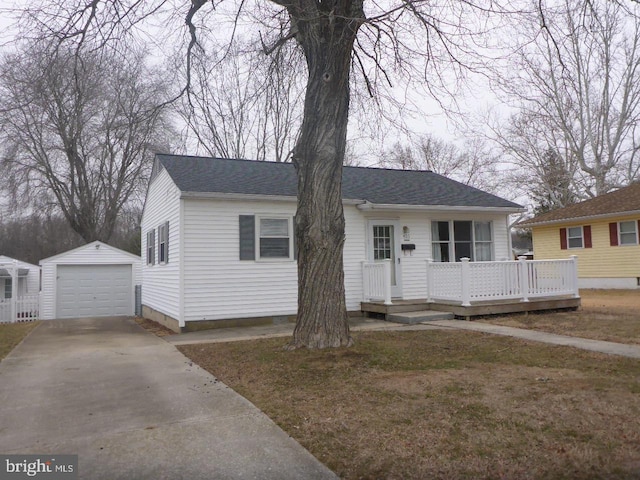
left=0, top=321, right=39, bottom=360
left=482, top=289, right=640, bottom=345
left=179, top=329, right=640, bottom=479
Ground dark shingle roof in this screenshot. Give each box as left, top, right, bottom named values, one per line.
left=155, top=154, right=522, bottom=210
left=519, top=182, right=640, bottom=226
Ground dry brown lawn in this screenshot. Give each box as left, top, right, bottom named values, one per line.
left=179, top=330, right=640, bottom=480
left=0, top=321, right=39, bottom=360
left=134, top=317, right=176, bottom=337
left=482, top=289, right=640, bottom=345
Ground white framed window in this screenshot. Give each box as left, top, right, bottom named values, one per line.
left=474, top=221, right=493, bottom=261
left=158, top=221, right=169, bottom=264
left=567, top=226, right=584, bottom=249
left=619, top=221, right=638, bottom=245
left=146, top=229, right=155, bottom=265
left=431, top=221, right=451, bottom=262
left=257, top=216, right=293, bottom=260
left=431, top=220, right=493, bottom=262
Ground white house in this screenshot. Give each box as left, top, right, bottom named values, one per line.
left=141, top=154, right=534, bottom=332
left=0, top=256, right=40, bottom=323
left=40, top=241, right=142, bottom=320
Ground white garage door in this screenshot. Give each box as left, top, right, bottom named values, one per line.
left=56, top=264, right=133, bottom=318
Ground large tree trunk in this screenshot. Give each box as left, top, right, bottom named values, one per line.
left=288, top=3, right=363, bottom=349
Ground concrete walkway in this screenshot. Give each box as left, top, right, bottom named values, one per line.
left=167, top=317, right=640, bottom=360
left=166, top=317, right=438, bottom=346
left=428, top=320, right=640, bottom=359
left=0, top=317, right=337, bottom=480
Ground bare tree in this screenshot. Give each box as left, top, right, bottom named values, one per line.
left=178, top=43, right=303, bottom=162
left=490, top=110, right=580, bottom=211
left=0, top=209, right=141, bottom=265
left=0, top=41, right=173, bottom=243
left=15, top=0, right=525, bottom=348
left=381, top=134, right=503, bottom=193
left=495, top=0, right=640, bottom=197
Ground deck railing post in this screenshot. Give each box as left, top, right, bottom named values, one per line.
left=383, top=260, right=392, bottom=305
left=518, top=256, right=529, bottom=302
left=426, top=259, right=433, bottom=303
left=10, top=262, right=17, bottom=323
left=361, top=261, right=368, bottom=302
left=460, top=257, right=471, bottom=306
left=570, top=255, right=580, bottom=298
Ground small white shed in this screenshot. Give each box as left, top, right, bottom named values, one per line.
left=0, top=256, right=41, bottom=323
left=40, top=241, right=142, bottom=320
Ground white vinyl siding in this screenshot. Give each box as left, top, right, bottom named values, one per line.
left=141, top=176, right=516, bottom=325
left=140, top=167, right=181, bottom=322
left=182, top=200, right=298, bottom=321
left=181, top=200, right=369, bottom=322
left=343, top=206, right=367, bottom=309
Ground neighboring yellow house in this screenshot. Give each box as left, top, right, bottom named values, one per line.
left=519, top=183, right=640, bottom=289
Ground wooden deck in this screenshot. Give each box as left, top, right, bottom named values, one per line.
left=361, top=296, right=581, bottom=320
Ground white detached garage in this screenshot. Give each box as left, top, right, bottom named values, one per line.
left=40, top=241, right=142, bottom=320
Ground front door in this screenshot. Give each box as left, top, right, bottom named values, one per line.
left=368, top=220, right=402, bottom=298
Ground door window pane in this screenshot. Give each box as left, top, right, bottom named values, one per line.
left=373, top=226, right=392, bottom=260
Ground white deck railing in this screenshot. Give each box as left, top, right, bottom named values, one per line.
left=0, top=294, right=40, bottom=323
left=427, top=256, right=579, bottom=306
left=362, top=260, right=392, bottom=305
left=363, top=256, right=579, bottom=306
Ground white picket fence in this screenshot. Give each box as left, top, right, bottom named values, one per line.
left=362, top=261, right=392, bottom=305
left=363, top=256, right=579, bottom=306
left=0, top=295, right=40, bottom=323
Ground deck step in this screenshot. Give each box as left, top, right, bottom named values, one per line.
left=387, top=310, right=454, bottom=324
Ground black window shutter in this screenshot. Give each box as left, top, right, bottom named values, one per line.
left=150, top=230, right=156, bottom=265
left=293, top=216, right=298, bottom=260
left=165, top=221, right=170, bottom=262
left=239, top=215, right=255, bottom=260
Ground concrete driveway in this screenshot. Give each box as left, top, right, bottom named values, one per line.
left=0, top=317, right=336, bottom=480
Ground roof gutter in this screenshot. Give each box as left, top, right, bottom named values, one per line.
left=179, top=192, right=524, bottom=213
left=519, top=209, right=640, bottom=228
left=356, top=201, right=524, bottom=214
